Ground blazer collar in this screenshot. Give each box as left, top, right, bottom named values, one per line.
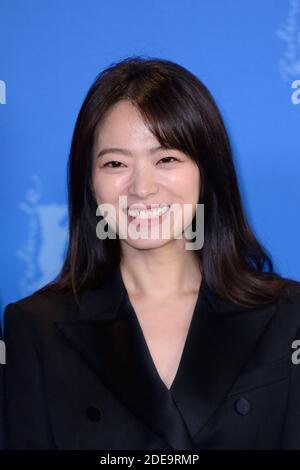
left=55, top=265, right=278, bottom=449
left=76, top=263, right=247, bottom=321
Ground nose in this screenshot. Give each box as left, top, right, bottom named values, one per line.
left=128, top=165, right=159, bottom=199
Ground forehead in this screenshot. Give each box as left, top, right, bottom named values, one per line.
left=93, top=101, right=157, bottom=148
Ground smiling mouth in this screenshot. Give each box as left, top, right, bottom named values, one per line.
left=126, top=205, right=171, bottom=219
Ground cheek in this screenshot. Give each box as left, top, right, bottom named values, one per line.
left=190, top=172, right=201, bottom=201
left=92, top=173, right=122, bottom=204
left=172, top=167, right=200, bottom=202
left=188, top=166, right=201, bottom=198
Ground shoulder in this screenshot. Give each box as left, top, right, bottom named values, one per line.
left=277, top=280, right=300, bottom=314
left=3, top=286, right=80, bottom=333
left=266, top=279, right=300, bottom=343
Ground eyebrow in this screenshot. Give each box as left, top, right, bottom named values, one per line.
left=96, top=145, right=167, bottom=159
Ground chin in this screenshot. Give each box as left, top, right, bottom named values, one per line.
left=122, top=237, right=174, bottom=250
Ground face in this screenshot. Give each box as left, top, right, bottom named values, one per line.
left=91, top=100, right=201, bottom=251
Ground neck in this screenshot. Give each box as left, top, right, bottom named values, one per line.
left=119, top=240, right=202, bottom=300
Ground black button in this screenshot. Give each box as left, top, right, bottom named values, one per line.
left=86, top=405, right=102, bottom=422
left=234, top=397, right=251, bottom=415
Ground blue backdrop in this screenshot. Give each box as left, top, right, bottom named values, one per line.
left=1, top=0, right=300, bottom=325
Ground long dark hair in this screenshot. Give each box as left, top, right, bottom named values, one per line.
left=39, top=55, right=298, bottom=308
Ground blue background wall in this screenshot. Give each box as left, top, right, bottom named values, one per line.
left=1, top=0, right=300, bottom=324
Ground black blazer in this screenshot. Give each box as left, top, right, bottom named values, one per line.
left=3, top=266, right=300, bottom=450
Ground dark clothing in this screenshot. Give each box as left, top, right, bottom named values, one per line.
left=3, top=266, right=300, bottom=450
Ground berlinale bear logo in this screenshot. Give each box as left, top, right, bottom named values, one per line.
left=0, top=80, right=6, bottom=105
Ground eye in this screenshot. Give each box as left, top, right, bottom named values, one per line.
left=158, top=156, right=179, bottom=164
left=102, top=156, right=179, bottom=168
left=102, top=160, right=125, bottom=168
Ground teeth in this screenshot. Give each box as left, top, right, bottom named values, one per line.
left=128, top=205, right=170, bottom=219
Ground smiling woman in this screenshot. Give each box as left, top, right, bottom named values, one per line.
left=91, top=99, right=201, bottom=252
left=3, top=56, right=300, bottom=451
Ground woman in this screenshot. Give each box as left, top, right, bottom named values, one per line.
left=3, top=56, right=300, bottom=450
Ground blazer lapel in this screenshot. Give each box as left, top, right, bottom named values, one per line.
left=55, top=266, right=194, bottom=450
left=55, top=265, right=278, bottom=448
left=169, top=285, right=278, bottom=439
